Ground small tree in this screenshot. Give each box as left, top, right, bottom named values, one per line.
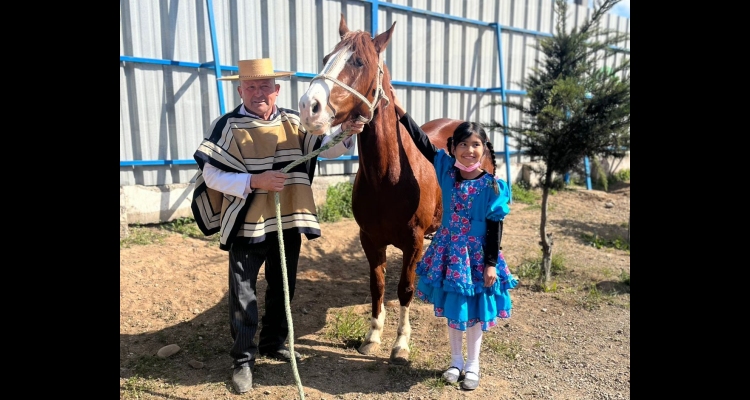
left=487, top=0, right=630, bottom=287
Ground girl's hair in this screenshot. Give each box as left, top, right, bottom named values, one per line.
left=447, top=121, right=499, bottom=194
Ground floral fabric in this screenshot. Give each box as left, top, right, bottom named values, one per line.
left=416, top=159, right=518, bottom=331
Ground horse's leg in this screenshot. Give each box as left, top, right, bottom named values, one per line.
left=358, top=230, right=387, bottom=356
left=389, top=236, right=423, bottom=364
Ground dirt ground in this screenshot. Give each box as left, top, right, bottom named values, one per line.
left=120, top=183, right=630, bottom=399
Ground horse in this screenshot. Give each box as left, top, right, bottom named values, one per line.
left=298, top=14, right=492, bottom=364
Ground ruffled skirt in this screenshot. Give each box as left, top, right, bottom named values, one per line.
left=415, top=227, right=518, bottom=331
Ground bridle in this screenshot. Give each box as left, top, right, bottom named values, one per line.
left=310, top=46, right=390, bottom=124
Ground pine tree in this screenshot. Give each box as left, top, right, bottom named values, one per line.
left=487, top=0, right=630, bottom=287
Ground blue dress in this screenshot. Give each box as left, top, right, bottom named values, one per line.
left=415, top=150, right=518, bottom=331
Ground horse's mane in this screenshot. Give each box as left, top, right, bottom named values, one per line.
left=324, top=30, right=379, bottom=66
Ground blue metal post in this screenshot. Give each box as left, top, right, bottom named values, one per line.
left=370, top=0, right=379, bottom=35
left=583, top=92, right=593, bottom=190
left=206, top=0, right=226, bottom=115
left=491, top=23, right=514, bottom=202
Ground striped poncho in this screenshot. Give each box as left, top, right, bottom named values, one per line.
left=191, top=104, right=323, bottom=251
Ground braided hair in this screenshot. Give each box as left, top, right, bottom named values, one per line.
left=447, top=121, right=499, bottom=194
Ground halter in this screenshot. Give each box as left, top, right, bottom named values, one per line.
left=310, top=48, right=390, bottom=123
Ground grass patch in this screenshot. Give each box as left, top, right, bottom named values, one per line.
left=318, top=181, right=354, bottom=222
left=129, top=354, right=172, bottom=377
left=121, top=376, right=155, bottom=399
left=578, top=284, right=604, bottom=311
left=121, top=217, right=220, bottom=248
left=512, top=252, right=566, bottom=280
left=324, top=307, right=368, bottom=348
left=581, top=233, right=630, bottom=252
left=422, top=376, right=448, bottom=390
left=541, top=280, right=560, bottom=293
left=163, top=217, right=204, bottom=238
left=511, top=183, right=539, bottom=205
left=577, top=282, right=629, bottom=310
left=484, top=336, right=522, bottom=361
left=619, top=270, right=630, bottom=286
left=120, top=225, right=168, bottom=248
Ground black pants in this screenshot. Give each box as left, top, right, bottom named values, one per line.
left=228, top=230, right=301, bottom=369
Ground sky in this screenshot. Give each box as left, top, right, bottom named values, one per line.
left=610, top=0, right=630, bottom=18
left=570, top=0, right=630, bottom=19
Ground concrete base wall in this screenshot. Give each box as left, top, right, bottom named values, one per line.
left=120, top=183, right=196, bottom=226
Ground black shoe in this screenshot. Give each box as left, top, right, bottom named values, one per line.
left=260, top=348, right=302, bottom=362
left=232, top=366, right=253, bottom=393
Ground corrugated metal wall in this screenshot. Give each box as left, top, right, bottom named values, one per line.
left=120, top=0, right=630, bottom=187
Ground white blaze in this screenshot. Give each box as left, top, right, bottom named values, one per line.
left=298, top=48, right=353, bottom=134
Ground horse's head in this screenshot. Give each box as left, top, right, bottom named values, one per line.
left=299, top=14, right=394, bottom=135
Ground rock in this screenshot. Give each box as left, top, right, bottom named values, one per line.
left=604, top=202, right=614, bottom=208
left=188, top=359, right=204, bottom=369
left=157, top=344, right=180, bottom=358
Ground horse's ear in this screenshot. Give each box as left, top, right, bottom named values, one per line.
left=373, top=21, right=396, bottom=54
left=339, top=13, right=349, bottom=38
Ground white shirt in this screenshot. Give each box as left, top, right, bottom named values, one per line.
left=202, top=104, right=354, bottom=198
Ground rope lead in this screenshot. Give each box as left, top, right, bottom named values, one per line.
left=274, top=127, right=351, bottom=400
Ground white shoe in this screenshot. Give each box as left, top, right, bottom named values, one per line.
left=442, top=366, right=461, bottom=383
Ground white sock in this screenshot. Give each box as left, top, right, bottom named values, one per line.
left=448, top=327, right=464, bottom=370
left=465, top=323, right=483, bottom=374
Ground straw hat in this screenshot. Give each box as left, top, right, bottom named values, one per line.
left=218, top=58, right=294, bottom=81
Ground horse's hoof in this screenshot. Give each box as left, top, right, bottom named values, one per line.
left=358, top=342, right=380, bottom=355
left=390, top=348, right=410, bottom=365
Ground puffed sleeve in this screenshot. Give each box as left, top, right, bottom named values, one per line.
left=487, top=177, right=511, bottom=221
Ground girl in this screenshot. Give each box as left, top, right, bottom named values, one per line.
left=391, top=89, right=518, bottom=391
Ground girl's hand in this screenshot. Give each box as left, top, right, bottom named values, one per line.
left=484, top=265, right=497, bottom=287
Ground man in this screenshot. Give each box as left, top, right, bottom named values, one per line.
left=191, top=58, right=363, bottom=393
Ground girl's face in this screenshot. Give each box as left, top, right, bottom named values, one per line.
left=453, top=133, right=485, bottom=167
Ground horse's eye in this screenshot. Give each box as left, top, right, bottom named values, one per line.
left=350, top=57, right=363, bottom=67
left=323, top=55, right=330, bottom=65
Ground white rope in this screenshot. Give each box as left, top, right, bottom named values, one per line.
left=273, top=128, right=350, bottom=400
left=273, top=49, right=386, bottom=397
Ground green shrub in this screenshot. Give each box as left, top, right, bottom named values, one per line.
left=163, top=217, right=204, bottom=238
left=512, top=251, right=566, bottom=280
left=612, top=168, right=630, bottom=182
left=511, top=183, right=539, bottom=205
left=324, top=307, right=367, bottom=348
left=318, top=181, right=354, bottom=222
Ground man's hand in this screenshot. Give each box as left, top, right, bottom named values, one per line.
left=252, top=170, right=289, bottom=192
left=483, top=265, right=497, bottom=287
left=342, top=120, right=366, bottom=135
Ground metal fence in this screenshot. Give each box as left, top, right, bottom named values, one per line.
left=120, top=0, right=630, bottom=189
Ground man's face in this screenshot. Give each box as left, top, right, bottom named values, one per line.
left=238, top=78, right=280, bottom=118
